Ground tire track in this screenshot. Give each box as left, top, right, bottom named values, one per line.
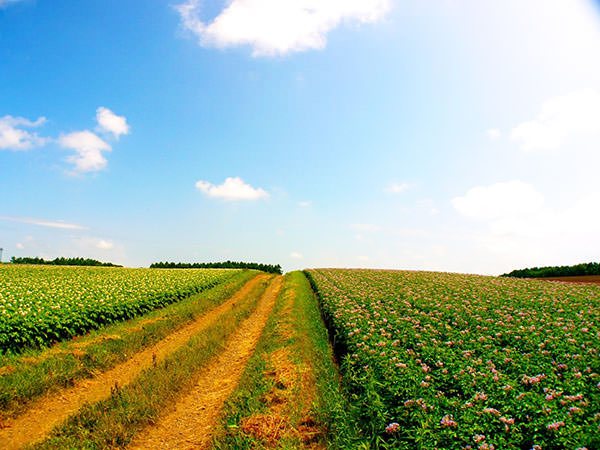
left=0, top=273, right=270, bottom=450
left=128, top=275, right=282, bottom=450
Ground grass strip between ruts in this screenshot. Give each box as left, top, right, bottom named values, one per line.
left=212, top=271, right=364, bottom=450
left=0, top=270, right=257, bottom=419
left=30, top=274, right=273, bottom=450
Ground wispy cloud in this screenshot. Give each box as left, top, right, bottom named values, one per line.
left=195, top=177, right=269, bottom=201
left=176, top=0, right=392, bottom=56
left=511, top=89, right=600, bottom=151
left=290, top=251, right=303, bottom=259
left=0, top=216, right=89, bottom=230
left=0, top=115, right=48, bottom=150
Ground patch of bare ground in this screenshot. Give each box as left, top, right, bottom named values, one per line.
left=127, top=276, right=282, bottom=450
left=0, top=365, right=15, bottom=376
left=241, top=348, right=324, bottom=448
left=239, top=288, right=325, bottom=449
left=539, top=275, right=600, bottom=285
left=0, top=273, right=269, bottom=450
left=71, top=333, right=124, bottom=348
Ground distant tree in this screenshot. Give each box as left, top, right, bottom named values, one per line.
left=502, top=262, right=600, bottom=278
left=150, top=260, right=282, bottom=274
left=11, top=256, right=121, bottom=267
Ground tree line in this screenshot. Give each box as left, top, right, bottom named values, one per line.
left=150, top=260, right=282, bottom=274
left=502, top=262, right=600, bottom=278
left=11, top=256, right=121, bottom=267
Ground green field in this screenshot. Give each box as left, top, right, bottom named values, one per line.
left=306, top=269, right=600, bottom=449
left=0, top=265, right=599, bottom=450
left=0, top=265, right=236, bottom=352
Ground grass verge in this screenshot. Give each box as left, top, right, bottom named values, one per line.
left=212, top=271, right=364, bottom=450
left=0, top=270, right=257, bottom=418
left=30, top=275, right=273, bottom=450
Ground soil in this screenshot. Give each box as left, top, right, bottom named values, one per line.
left=239, top=284, right=325, bottom=449
left=0, top=273, right=269, bottom=450
left=127, top=276, right=282, bottom=450
left=539, top=275, right=600, bottom=285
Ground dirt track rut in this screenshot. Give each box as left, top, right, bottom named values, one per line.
left=0, top=273, right=269, bottom=450
left=128, top=275, right=282, bottom=450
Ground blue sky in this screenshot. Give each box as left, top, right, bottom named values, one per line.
left=1, top=0, right=600, bottom=274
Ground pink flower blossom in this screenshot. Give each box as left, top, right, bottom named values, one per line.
left=546, top=421, right=565, bottom=431
left=474, top=392, right=488, bottom=402
left=440, top=414, right=458, bottom=428
left=500, top=416, right=514, bottom=424
left=473, top=434, right=486, bottom=443
left=385, top=422, right=400, bottom=434
left=483, top=408, right=501, bottom=416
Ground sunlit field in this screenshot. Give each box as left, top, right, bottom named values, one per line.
left=306, top=269, right=600, bottom=450
left=0, top=265, right=236, bottom=352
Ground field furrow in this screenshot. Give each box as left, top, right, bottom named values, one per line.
left=211, top=271, right=359, bottom=450
left=0, top=273, right=269, bottom=450
left=127, top=276, right=282, bottom=450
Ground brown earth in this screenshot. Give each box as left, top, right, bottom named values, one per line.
left=239, top=284, right=325, bottom=449
left=0, top=273, right=269, bottom=450
left=127, top=276, right=282, bottom=450
left=241, top=347, right=323, bottom=448
left=0, top=365, right=15, bottom=376
left=539, top=275, right=600, bottom=285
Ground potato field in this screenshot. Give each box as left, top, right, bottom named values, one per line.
left=306, top=269, right=600, bottom=450
left=0, top=265, right=598, bottom=449
left=0, top=265, right=235, bottom=351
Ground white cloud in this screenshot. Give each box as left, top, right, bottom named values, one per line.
left=96, top=107, right=130, bottom=139
left=511, top=89, right=600, bottom=151
left=0, top=216, right=88, bottom=230
left=70, top=237, right=124, bottom=264
left=384, top=182, right=410, bottom=194
left=59, top=130, right=111, bottom=172
left=452, top=180, right=544, bottom=220
left=0, top=115, right=47, bottom=150
left=486, top=129, right=501, bottom=140
left=298, top=201, right=311, bottom=207
left=14, top=236, right=35, bottom=250
left=471, top=192, right=600, bottom=264
left=82, top=238, right=115, bottom=250
left=290, top=251, right=303, bottom=259
left=176, top=0, right=392, bottom=56
left=195, top=177, right=269, bottom=201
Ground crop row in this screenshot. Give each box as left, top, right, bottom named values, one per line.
left=306, top=269, right=600, bottom=450
left=0, top=265, right=237, bottom=352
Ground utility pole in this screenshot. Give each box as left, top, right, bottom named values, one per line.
left=0, top=248, right=3, bottom=263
